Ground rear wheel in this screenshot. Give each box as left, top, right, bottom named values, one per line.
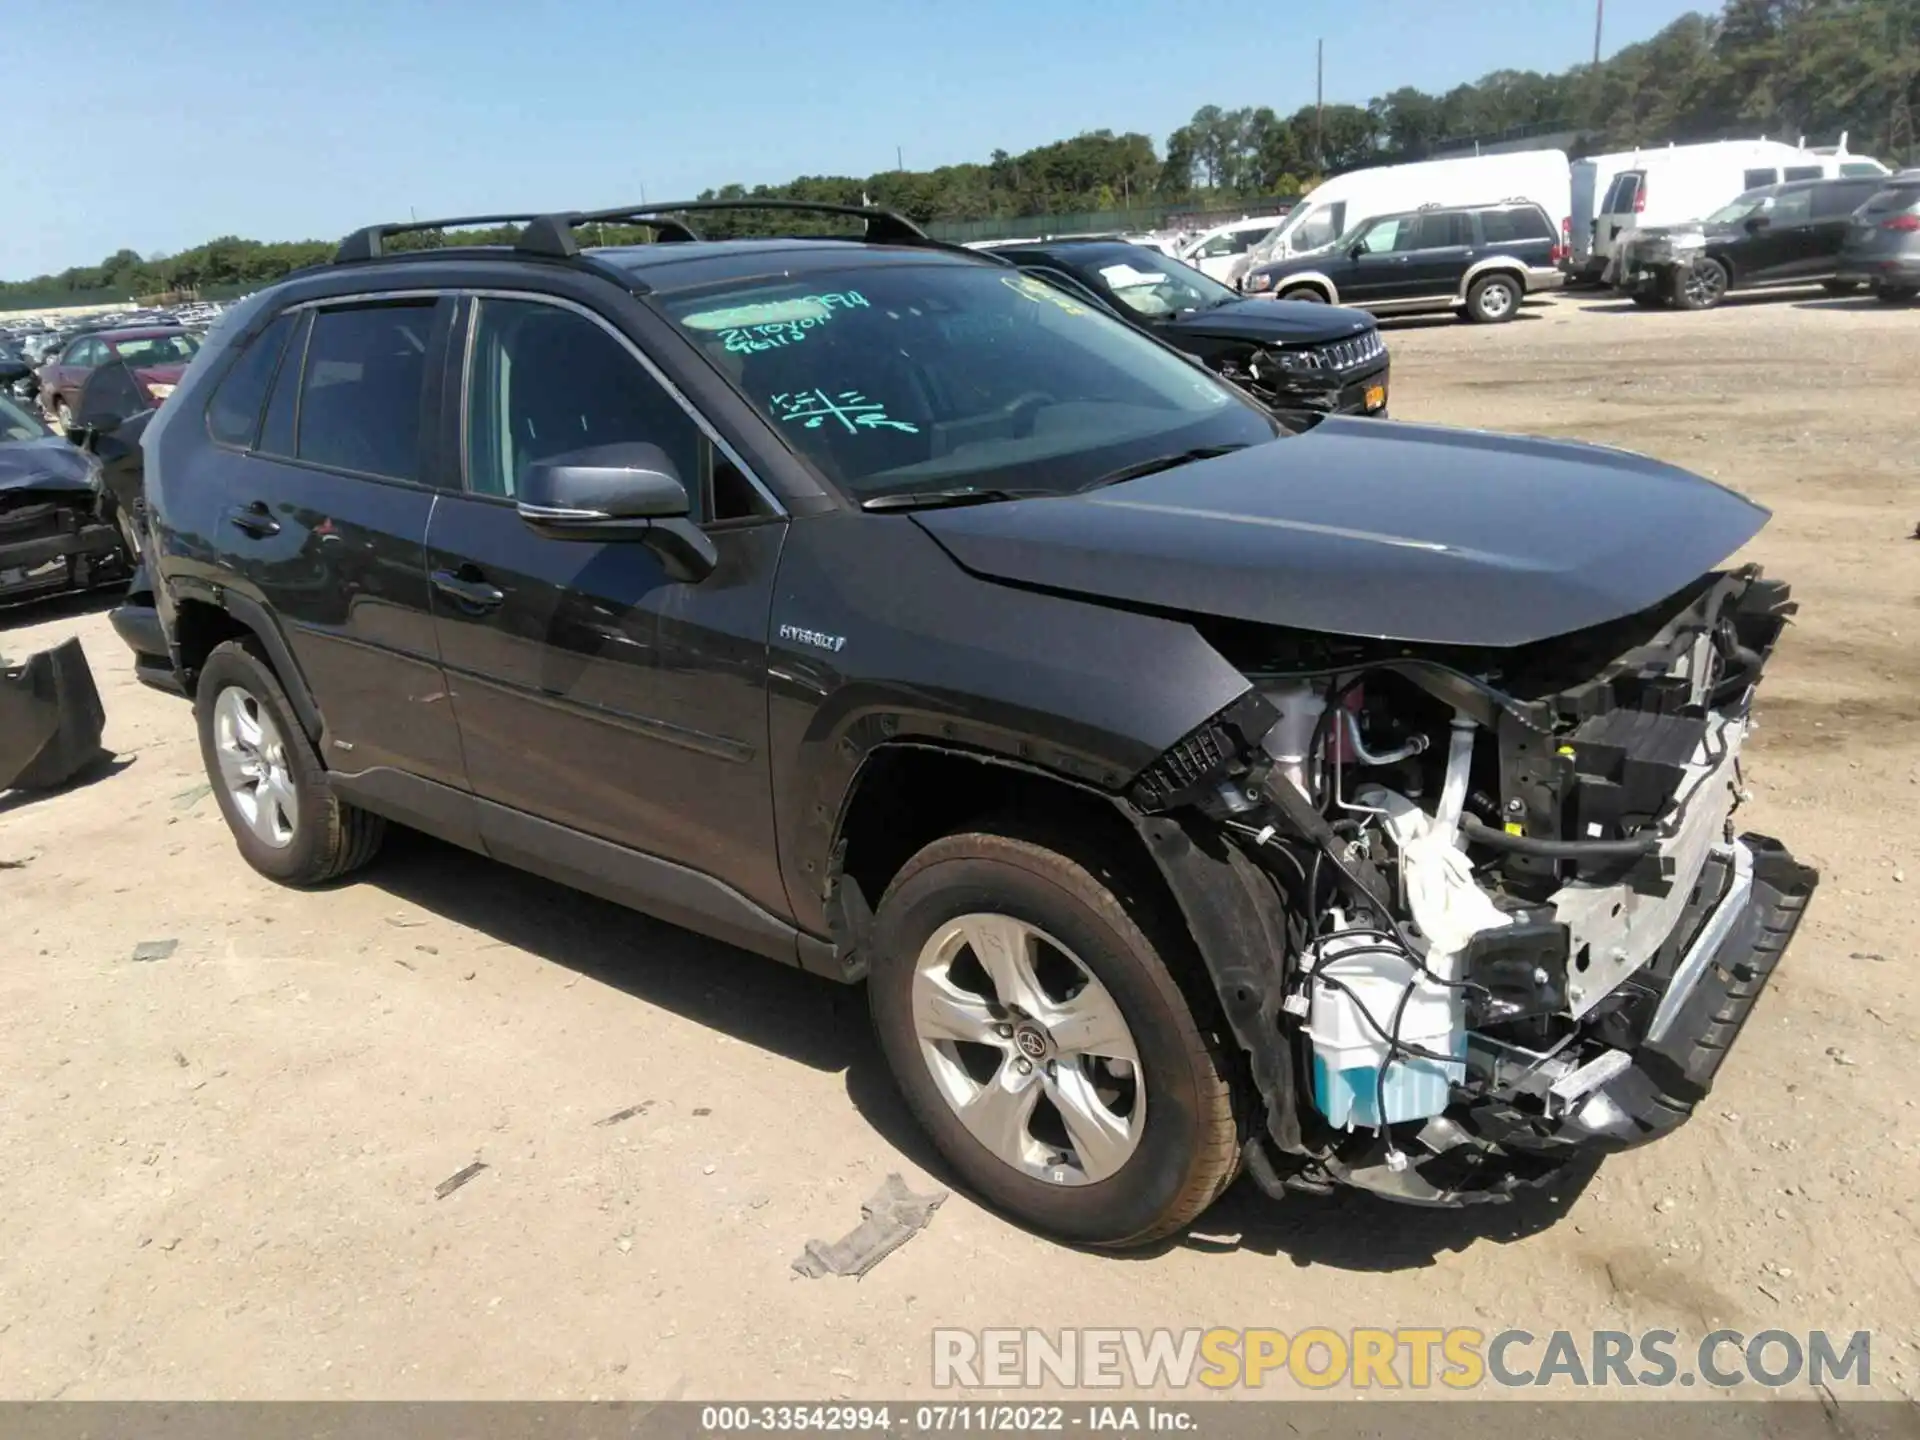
left=1276, top=285, right=1328, bottom=304
left=1875, top=284, right=1918, bottom=305
left=868, top=828, right=1240, bottom=1248
left=1465, top=272, right=1521, bottom=323
left=1672, top=256, right=1730, bottom=310
left=195, top=640, right=385, bottom=886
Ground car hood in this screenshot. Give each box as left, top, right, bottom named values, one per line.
left=1161, top=299, right=1372, bottom=345
left=910, top=417, right=1770, bottom=648
left=0, top=434, right=93, bottom=493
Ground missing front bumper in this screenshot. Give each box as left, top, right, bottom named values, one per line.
left=1319, top=831, right=1817, bottom=1206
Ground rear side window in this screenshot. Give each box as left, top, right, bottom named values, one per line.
left=1602, top=173, right=1641, bottom=212
left=1410, top=212, right=1469, bottom=248
left=1769, top=188, right=1814, bottom=223
left=295, top=302, right=434, bottom=481
left=205, top=313, right=295, bottom=449
left=1744, top=168, right=1779, bottom=189
left=1811, top=181, right=1880, bottom=217
left=1479, top=207, right=1552, bottom=243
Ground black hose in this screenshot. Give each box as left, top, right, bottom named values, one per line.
left=1459, top=814, right=1660, bottom=859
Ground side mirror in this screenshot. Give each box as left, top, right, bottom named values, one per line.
left=1347, top=241, right=1368, bottom=260
left=516, top=442, right=717, bottom=583
left=1744, top=214, right=1770, bottom=232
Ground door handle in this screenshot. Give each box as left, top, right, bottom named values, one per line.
left=431, top=567, right=505, bottom=613
left=225, top=501, right=280, bottom=537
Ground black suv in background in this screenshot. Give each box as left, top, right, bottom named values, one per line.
left=1240, top=200, right=1566, bottom=322
left=114, top=201, right=1815, bottom=1249
left=1836, top=171, right=1920, bottom=302
left=985, top=238, right=1390, bottom=420
left=1609, top=175, right=1890, bottom=309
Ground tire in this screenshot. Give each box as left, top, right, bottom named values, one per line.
left=1672, top=256, right=1729, bottom=310
left=53, top=398, right=72, bottom=431
left=1821, top=279, right=1859, bottom=295
left=1465, top=272, right=1521, bottom=323
left=1629, top=291, right=1668, bottom=309
left=1276, top=285, right=1328, bottom=304
left=868, top=827, right=1240, bottom=1249
left=1875, top=285, right=1918, bottom=305
left=194, top=639, right=385, bottom=885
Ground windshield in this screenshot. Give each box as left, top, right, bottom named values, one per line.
left=110, top=332, right=200, bottom=366
left=661, top=263, right=1279, bottom=504
left=0, top=393, right=50, bottom=441
left=1075, top=248, right=1238, bottom=318
left=1704, top=191, right=1770, bottom=225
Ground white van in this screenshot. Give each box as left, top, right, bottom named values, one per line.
left=1232, top=149, right=1571, bottom=283
left=1589, top=138, right=1888, bottom=275
left=1178, top=214, right=1289, bottom=281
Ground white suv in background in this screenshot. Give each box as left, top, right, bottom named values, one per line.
left=1178, top=215, right=1287, bottom=281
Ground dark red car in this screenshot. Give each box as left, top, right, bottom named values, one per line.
left=36, top=326, right=201, bottom=428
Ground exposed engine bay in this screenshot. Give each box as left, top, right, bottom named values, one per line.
left=1128, top=565, right=1820, bottom=1205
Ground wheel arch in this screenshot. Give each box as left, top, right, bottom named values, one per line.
left=1274, top=272, right=1339, bottom=303
left=1458, top=257, right=1528, bottom=300
left=172, top=591, right=325, bottom=743
left=828, top=742, right=1153, bottom=976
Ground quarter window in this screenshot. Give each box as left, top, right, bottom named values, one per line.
left=463, top=298, right=712, bottom=510
left=1744, top=168, right=1779, bottom=190
left=1480, top=207, right=1552, bottom=242
left=206, top=313, right=295, bottom=449
left=295, top=303, right=434, bottom=481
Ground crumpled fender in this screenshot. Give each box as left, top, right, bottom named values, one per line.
left=0, top=637, right=106, bottom=791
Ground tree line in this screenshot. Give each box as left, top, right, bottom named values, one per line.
left=5, top=0, right=1915, bottom=307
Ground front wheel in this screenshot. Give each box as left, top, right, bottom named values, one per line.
left=868, top=829, right=1240, bottom=1248
left=1629, top=291, right=1668, bottom=309
left=1276, top=285, right=1328, bottom=304
left=1465, top=272, right=1521, bottom=323
left=1672, top=256, right=1730, bottom=310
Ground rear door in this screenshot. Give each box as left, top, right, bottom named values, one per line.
left=219, top=295, right=468, bottom=790
left=1395, top=210, right=1475, bottom=299
left=1594, top=171, right=1643, bottom=260
left=423, top=292, right=791, bottom=926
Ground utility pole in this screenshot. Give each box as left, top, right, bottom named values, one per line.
left=896, top=145, right=904, bottom=171
left=1315, top=38, right=1324, bottom=168
left=1593, top=0, right=1604, bottom=66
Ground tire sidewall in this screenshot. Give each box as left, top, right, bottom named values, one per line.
left=1468, top=274, right=1519, bottom=322
left=195, top=643, right=336, bottom=883
left=869, top=843, right=1219, bottom=1247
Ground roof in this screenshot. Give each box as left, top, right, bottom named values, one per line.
left=588, top=237, right=984, bottom=293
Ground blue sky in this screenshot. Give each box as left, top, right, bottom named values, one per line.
left=3, top=0, right=1705, bottom=280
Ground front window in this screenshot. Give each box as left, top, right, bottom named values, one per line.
left=660, top=263, right=1278, bottom=505
left=110, top=332, right=201, bottom=366
left=1704, top=190, right=1770, bottom=225
left=0, top=393, right=49, bottom=441
left=1078, top=250, right=1238, bottom=319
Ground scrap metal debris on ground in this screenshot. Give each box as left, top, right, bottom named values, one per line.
left=129, top=939, right=177, bottom=963
left=594, top=1102, right=654, bottom=1128
left=434, top=1161, right=489, bottom=1200
left=792, top=1173, right=948, bottom=1280
left=0, top=638, right=107, bottom=792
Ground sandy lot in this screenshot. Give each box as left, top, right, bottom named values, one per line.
left=2, top=289, right=1916, bottom=1402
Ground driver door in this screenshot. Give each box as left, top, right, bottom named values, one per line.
left=423, top=294, right=792, bottom=924
left=1338, top=215, right=1417, bottom=303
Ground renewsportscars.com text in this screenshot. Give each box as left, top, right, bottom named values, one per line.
left=932, top=1327, right=1872, bottom=1391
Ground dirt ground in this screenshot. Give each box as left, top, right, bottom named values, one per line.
left=2, top=288, right=1916, bottom=1403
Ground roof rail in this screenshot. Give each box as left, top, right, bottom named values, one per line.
left=510, top=199, right=930, bottom=259
left=334, top=211, right=701, bottom=263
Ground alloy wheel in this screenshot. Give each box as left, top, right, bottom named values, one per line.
left=211, top=685, right=299, bottom=849
left=1476, top=280, right=1516, bottom=319
left=911, top=912, right=1144, bottom=1186
left=1685, top=260, right=1727, bottom=307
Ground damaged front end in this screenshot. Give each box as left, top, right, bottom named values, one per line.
left=1127, top=566, right=1818, bottom=1206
